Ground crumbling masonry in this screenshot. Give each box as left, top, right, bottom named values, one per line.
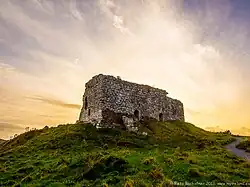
left=78, top=74, right=184, bottom=130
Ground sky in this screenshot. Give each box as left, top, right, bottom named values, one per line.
left=1, top=0, right=250, bottom=139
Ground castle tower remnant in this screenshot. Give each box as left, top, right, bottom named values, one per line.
left=79, top=74, right=184, bottom=129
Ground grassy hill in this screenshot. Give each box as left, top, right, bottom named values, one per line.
left=0, top=139, right=5, bottom=144
left=0, top=120, right=249, bottom=187
left=236, top=138, right=250, bottom=152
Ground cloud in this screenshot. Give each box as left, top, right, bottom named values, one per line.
left=0, top=0, right=250, bottom=138
left=205, top=126, right=250, bottom=136
left=26, top=96, right=81, bottom=109
left=185, top=108, right=201, bottom=116
left=0, top=122, right=23, bottom=131
left=0, top=122, right=24, bottom=140
left=0, top=63, right=18, bottom=77
left=99, top=0, right=133, bottom=35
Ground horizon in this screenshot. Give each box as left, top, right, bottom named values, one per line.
left=1, top=0, right=250, bottom=139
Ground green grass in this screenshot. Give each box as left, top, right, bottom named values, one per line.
left=0, top=120, right=248, bottom=187
left=236, top=138, right=250, bottom=152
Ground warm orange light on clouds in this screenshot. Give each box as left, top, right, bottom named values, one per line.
left=1, top=0, right=250, bottom=139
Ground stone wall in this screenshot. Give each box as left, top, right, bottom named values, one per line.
left=79, top=75, right=104, bottom=123
left=79, top=74, right=185, bottom=128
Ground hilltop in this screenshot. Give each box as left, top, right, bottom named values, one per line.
left=0, top=120, right=249, bottom=187
left=0, top=139, right=5, bottom=145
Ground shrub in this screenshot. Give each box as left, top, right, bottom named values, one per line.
left=188, top=157, right=197, bottom=164
left=210, top=146, right=219, bottom=150
left=188, top=167, right=202, bottom=177
left=21, top=175, right=33, bottom=182
left=225, top=153, right=238, bottom=160
left=12, top=183, right=22, bottom=187
left=2, top=180, right=15, bottom=186
left=223, top=130, right=231, bottom=135
left=174, top=148, right=181, bottom=156
left=233, top=158, right=245, bottom=164
left=43, top=126, right=49, bottom=130
left=142, top=157, right=155, bottom=165
left=158, top=178, right=174, bottom=187
left=149, top=168, right=164, bottom=180
left=177, top=156, right=185, bottom=160
left=209, top=173, right=223, bottom=181
left=103, top=143, right=109, bottom=150
left=137, top=181, right=150, bottom=187
left=181, top=152, right=189, bottom=157
left=236, top=140, right=250, bottom=151
left=174, top=148, right=188, bottom=157
left=165, top=158, right=174, bottom=165
left=175, top=147, right=180, bottom=152
left=17, top=166, right=34, bottom=174
left=124, top=179, right=134, bottom=187
left=196, top=142, right=205, bottom=149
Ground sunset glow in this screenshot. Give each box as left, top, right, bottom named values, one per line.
left=1, top=0, right=250, bottom=139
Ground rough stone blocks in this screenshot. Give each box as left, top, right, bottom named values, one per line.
left=78, top=74, right=185, bottom=130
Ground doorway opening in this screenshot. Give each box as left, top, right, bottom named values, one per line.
left=159, top=113, right=163, bottom=121
left=134, top=110, right=139, bottom=120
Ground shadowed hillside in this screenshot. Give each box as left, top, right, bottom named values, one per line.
left=0, top=139, right=6, bottom=145
left=0, top=121, right=249, bottom=187
left=236, top=138, right=250, bottom=152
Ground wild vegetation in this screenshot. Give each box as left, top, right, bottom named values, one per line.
left=236, top=138, right=250, bottom=152
left=0, top=120, right=249, bottom=187
left=0, top=139, right=5, bottom=145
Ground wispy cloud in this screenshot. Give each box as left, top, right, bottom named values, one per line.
left=0, top=122, right=23, bottom=131
left=27, top=96, right=81, bottom=109
left=0, top=122, right=24, bottom=140
left=206, top=126, right=250, bottom=136
left=1, top=0, right=250, bottom=138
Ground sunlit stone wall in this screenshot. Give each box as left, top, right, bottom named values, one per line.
left=79, top=74, right=184, bottom=129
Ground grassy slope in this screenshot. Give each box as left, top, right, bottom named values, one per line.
left=236, top=138, right=250, bottom=152
left=0, top=139, right=5, bottom=145
left=0, top=121, right=249, bottom=187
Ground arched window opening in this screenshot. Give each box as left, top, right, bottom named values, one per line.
left=134, top=110, right=139, bottom=120
left=159, top=113, right=163, bottom=121
left=88, top=109, right=91, bottom=116
left=84, top=97, right=88, bottom=110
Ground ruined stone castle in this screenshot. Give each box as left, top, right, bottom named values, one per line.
left=78, top=74, right=184, bottom=130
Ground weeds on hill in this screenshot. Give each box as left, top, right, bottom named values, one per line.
left=0, top=121, right=249, bottom=186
